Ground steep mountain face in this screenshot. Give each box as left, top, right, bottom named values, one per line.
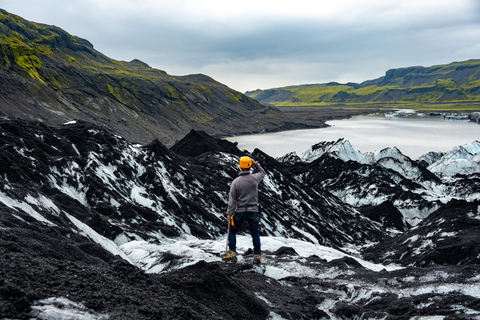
left=246, top=60, right=480, bottom=105
left=363, top=61, right=480, bottom=88
left=1, top=118, right=480, bottom=319
left=0, top=9, right=323, bottom=145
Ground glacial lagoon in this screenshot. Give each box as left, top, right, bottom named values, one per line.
left=227, top=113, right=480, bottom=159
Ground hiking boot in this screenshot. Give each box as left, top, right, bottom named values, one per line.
left=222, top=250, right=238, bottom=263
left=253, top=255, right=261, bottom=264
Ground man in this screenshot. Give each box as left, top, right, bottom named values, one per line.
left=223, top=156, right=266, bottom=264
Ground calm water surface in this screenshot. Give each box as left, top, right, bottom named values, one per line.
left=227, top=114, right=480, bottom=159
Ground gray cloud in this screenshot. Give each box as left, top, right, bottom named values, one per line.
left=1, top=0, right=479, bottom=92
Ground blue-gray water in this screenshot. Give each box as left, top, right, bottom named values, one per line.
left=227, top=114, right=480, bottom=159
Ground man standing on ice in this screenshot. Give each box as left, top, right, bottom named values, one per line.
left=223, top=156, right=266, bottom=264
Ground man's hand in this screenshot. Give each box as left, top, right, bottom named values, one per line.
left=251, top=159, right=256, bottom=165
left=227, top=214, right=235, bottom=226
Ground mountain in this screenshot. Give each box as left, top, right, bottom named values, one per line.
left=246, top=59, right=480, bottom=106
left=0, top=9, right=323, bottom=145
left=1, top=118, right=480, bottom=319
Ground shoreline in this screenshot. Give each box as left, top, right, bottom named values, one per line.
left=226, top=110, right=480, bottom=158
left=219, top=106, right=381, bottom=140
left=218, top=106, right=479, bottom=142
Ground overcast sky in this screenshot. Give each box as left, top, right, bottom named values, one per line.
left=1, top=0, right=479, bottom=92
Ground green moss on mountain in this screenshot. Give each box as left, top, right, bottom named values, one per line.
left=227, top=90, right=244, bottom=103
left=247, top=60, right=480, bottom=108
left=0, top=9, right=322, bottom=145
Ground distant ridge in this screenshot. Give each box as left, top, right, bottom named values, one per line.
left=0, top=9, right=322, bottom=145
left=246, top=59, right=480, bottom=107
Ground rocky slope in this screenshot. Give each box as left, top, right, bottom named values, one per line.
left=1, top=118, right=480, bottom=319
left=0, top=118, right=386, bottom=247
left=0, top=9, right=323, bottom=146
left=246, top=59, right=480, bottom=105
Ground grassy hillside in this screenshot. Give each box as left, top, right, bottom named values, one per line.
left=247, top=60, right=480, bottom=111
left=0, top=9, right=323, bottom=145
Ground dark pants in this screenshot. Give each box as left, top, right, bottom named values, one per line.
left=228, top=211, right=261, bottom=255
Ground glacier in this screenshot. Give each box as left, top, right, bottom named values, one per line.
left=1, top=119, right=480, bottom=319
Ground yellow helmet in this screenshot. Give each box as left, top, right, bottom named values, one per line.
left=238, top=156, right=253, bottom=170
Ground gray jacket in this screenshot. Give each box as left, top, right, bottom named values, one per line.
left=227, top=162, right=266, bottom=216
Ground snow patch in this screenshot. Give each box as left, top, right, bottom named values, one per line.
left=301, top=139, right=362, bottom=163
left=29, top=297, right=109, bottom=320
left=267, top=312, right=289, bottom=320
left=0, top=191, right=55, bottom=226
left=120, top=235, right=402, bottom=276
left=66, top=213, right=133, bottom=264
left=131, top=185, right=155, bottom=208
left=47, top=167, right=88, bottom=207
left=24, top=194, right=60, bottom=215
